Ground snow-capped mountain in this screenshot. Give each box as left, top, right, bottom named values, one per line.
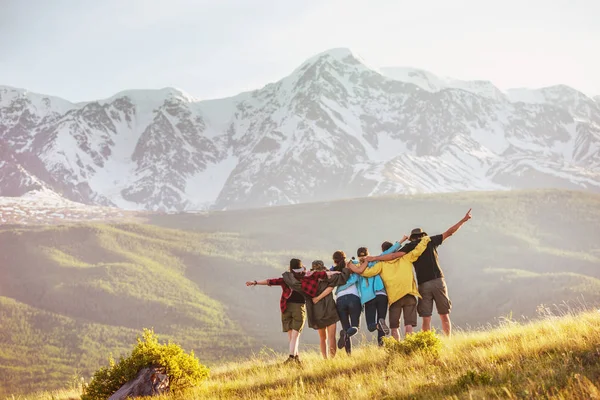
left=1, top=48, right=600, bottom=211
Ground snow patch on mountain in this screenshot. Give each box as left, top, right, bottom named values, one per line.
left=379, top=67, right=507, bottom=101
left=185, top=151, right=239, bottom=209
left=2, top=48, right=600, bottom=211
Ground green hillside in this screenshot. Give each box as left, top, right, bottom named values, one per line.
left=0, top=224, right=275, bottom=396
left=150, top=189, right=600, bottom=325
left=1, top=189, right=600, bottom=396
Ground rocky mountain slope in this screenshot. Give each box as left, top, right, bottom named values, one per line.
left=1, top=48, right=599, bottom=211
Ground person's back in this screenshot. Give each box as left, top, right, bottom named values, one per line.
left=398, top=209, right=472, bottom=336
left=354, top=236, right=431, bottom=340
left=400, top=234, right=444, bottom=285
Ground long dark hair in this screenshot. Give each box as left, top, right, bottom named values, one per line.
left=332, top=250, right=346, bottom=271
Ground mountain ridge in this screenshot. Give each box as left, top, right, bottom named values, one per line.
left=1, top=48, right=600, bottom=211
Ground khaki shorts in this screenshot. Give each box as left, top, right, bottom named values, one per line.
left=417, top=278, right=452, bottom=317
left=388, top=294, right=418, bottom=329
left=282, top=302, right=306, bottom=332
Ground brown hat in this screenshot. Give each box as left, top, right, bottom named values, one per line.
left=410, top=228, right=427, bottom=239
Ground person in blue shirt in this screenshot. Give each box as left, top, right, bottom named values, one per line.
left=353, top=236, right=409, bottom=346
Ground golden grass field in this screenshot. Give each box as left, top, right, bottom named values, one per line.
left=12, top=309, right=600, bottom=400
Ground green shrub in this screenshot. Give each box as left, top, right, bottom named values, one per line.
left=383, top=330, right=442, bottom=358
left=82, top=329, right=209, bottom=400
left=456, top=369, right=493, bottom=388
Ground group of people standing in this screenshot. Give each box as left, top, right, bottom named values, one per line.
left=246, top=209, right=472, bottom=364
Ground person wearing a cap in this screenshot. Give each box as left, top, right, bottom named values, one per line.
left=348, top=236, right=431, bottom=340
left=246, top=258, right=341, bottom=365
left=281, top=258, right=352, bottom=359
left=398, top=209, right=473, bottom=336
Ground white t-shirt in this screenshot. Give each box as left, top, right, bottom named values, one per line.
left=337, top=283, right=359, bottom=298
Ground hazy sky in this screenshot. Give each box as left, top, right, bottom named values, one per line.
left=1, top=0, right=599, bottom=102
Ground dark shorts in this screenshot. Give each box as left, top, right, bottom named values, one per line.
left=388, top=294, right=418, bottom=329
left=417, top=278, right=452, bottom=317
left=282, top=302, right=306, bottom=332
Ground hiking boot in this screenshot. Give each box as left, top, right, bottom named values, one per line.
left=347, top=326, right=358, bottom=337
left=378, top=318, right=390, bottom=335
left=283, top=355, right=296, bottom=365
left=337, top=329, right=347, bottom=349
left=294, top=355, right=302, bottom=366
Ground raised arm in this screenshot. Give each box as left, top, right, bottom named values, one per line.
left=312, top=287, right=333, bottom=304
left=442, top=208, right=472, bottom=241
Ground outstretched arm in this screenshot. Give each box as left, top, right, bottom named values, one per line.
left=312, top=287, right=333, bottom=304
left=442, top=209, right=472, bottom=241
left=245, top=278, right=282, bottom=287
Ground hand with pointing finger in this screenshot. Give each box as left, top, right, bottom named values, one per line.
left=462, top=208, right=472, bottom=222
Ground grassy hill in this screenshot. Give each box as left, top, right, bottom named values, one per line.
left=14, top=310, right=600, bottom=399
left=0, top=224, right=277, bottom=396
left=1, top=189, right=600, bottom=396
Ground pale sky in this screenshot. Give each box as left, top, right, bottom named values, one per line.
left=1, top=0, right=599, bottom=102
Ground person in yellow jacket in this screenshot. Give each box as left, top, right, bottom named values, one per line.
left=347, top=236, right=431, bottom=340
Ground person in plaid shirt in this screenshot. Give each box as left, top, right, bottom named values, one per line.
left=246, top=258, right=340, bottom=365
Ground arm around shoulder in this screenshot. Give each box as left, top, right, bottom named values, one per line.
left=404, top=235, right=431, bottom=263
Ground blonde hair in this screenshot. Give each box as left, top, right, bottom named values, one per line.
left=311, top=260, right=326, bottom=271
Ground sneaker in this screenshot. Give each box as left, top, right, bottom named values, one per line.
left=337, top=329, right=347, bottom=349
left=377, top=318, right=390, bottom=335
left=347, top=326, right=358, bottom=337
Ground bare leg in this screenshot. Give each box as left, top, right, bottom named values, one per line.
left=327, top=323, right=337, bottom=358
left=405, top=325, right=414, bottom=335
left=422, top=316, right=432, bottom=331
left=391, top=328, right=401, bottom=341
left=317, top=328, right=328, bottom=359
left=439, top=314, right=451, bottom=336
left=289, top=330, right=301, bottom=356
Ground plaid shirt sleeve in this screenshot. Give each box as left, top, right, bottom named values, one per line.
left=267, top=278, right=285, bottom=286
left=266, top=279, right=292, bottom=313
left=301, top=275, right=322, bottom=297
left=313, top=271, right=328, bottom=279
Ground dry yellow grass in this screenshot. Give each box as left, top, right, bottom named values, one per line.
left=12, top=310, right=600, bottom=400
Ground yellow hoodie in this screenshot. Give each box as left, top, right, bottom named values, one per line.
left=360, top=235, right=431, bottom=305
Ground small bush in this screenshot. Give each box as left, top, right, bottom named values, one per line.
left=456, top=369, right=493, bottom=389
left=383, top=330, right=442, bottom=358
left=82, top=329, right=209, bottom=400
